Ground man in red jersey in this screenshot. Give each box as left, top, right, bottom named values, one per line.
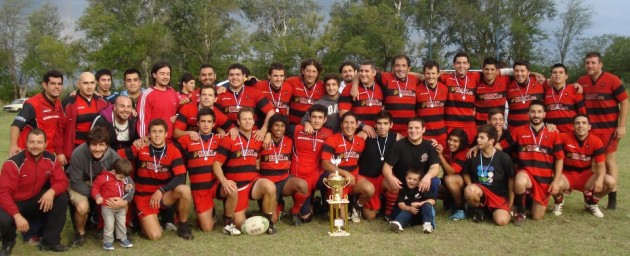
left=436, top=129, right=469, bottom=221
left=174, top=86, right=234, bottom=139
left=544, top=63, right=586, bottom=133
left=321, top=112, right=373, bottom=223
left=506, top=59, right=546, bottom=130
left=10, top=70, right=64, bottom=156
left=511, top=100, right=564, bottom=225
left=416, top=60, right=448, bottom=147
left=253, top=63, right=293, bottom=116
left=286, top=59, right=325, bottom=125
left=177, top=107, right=239, bottom=234
left=475, top=57, right=511, bottom=125
left=340, top=61, right=384, bottom=138
left=551, top=115, right=616, bottom=218
left=137, top=62, right=181, bottom=141
left=215, top=63, right=275, bottom=141
left=576, top=52, right=628, bottom=209
left=119, top=119, right=194, bottom=240
left=291, top=104, right=333, bottom=222
left=213, top=107, right=278, bottom=234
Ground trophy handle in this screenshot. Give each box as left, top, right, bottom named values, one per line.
left=322, top=178, right=332, bottom=189
left=343, top=177, right=351, bottom=187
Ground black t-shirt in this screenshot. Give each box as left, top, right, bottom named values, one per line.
left=463, top=149, right=514, bottom=198
left=397, top=185, right=435, bottom=205
left=385, top=139, right=440, bottom=181
left=359, top=131, right=397, bottom=178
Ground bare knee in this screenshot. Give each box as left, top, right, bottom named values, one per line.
left=75, top=201, right=90, bottom=215
left=145, top=230, right=162, bottom=241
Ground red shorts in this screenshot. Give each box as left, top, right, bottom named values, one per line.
left=447, top=126, right=477, bottom=147
left=362, top=175, right=383, bottom=211
left=564, top=171, right=593, bottom=192
left=192, top=185, right=217, bottom=215
left=235, top=178, right=259, bottom=213
left=477, top=185, right=510, bottom=212
left=519, top=170, right=550, bottom=206
left=593, top=132, right=618, bottom=154
left=296, top=172, right=320, bottom=195
left=134, top=196, right=163, bottom=220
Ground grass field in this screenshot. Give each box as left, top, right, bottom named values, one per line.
left=1, top=111, right=629, bottom=256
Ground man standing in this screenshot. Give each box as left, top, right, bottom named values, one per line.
left=506, top=59, right=546, bottom=130
left=137, top=62, right=180, bottom=141
left=576, top=52, right=628, bottom=209
left=301, top=74, right=341, bottom=133
left=338, top=61, right=356, bottom=93
left=91, top=95, right=139, bottom=150
left=188, top=64, right=218, bottom=104
left=0, top=129, right=69, bottom=253
left=544, top=63, right=586, bottom=133
left=120, top=68, right=145, bottom=111
left=474, top=57, right=510, bottom=126
left=416, top=60, right=448, bottom=147
left=340, top=61, right=383, bottom=137
left=95, top=69, right=119, bottom=104
left=440, top=52, right=479, bottom=143
left=10, top=70, right=64, bottom=156
left=253, top=63, right=293, bottom=117
left=286, top=59, right=325, bottom=125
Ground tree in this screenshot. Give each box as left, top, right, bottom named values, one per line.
left=553, top=0, right=593, bottom=64
left=602, top=36, right=630, bottom=83
left=0, top=0, right=30, bottom=100
left=507, top=0, right=556, bottom=62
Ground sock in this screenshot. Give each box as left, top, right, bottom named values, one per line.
left=608, top=191, right=617, bottom=202
left=384, top=191, right=398, bottom=217
left=223, top=216, right=233, bottom=226
left=299, top=197, right=312, bottom=216
left=554, top=194, right=564, bottom=204
left=584, top=190, right=600, bottom=205
left=264, top=213, right=274, bottom=224
left=290, top=193, right=308, bottom=215
left=515, top=193, right=526, bottom=214
left=479, top=194, right=486, bottom=207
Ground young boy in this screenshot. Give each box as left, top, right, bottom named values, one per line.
left=389, top=169, right=436, bottom=234
left=92, top=159, right=135, bottom=250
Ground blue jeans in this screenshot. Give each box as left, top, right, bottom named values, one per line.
left=393, top=203, right=434, bottom=227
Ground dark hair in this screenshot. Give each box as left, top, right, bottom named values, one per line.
left=228, top=63, right=249, bottom=76
left=269, top=114, right=289, bottom=128
left=487, top=108, right=504, bottom=120
left=391, top=54, right=411, bottom=68
left=237, top=106, right=255, bottom=120
left=268, top=63, right=285, bottom=75
left=323, top=74, right=341, bottom=85
left=423, top=60, right=440, bottom=73
left=87, top=126, right=110, bottom=146
left=477, top=124, right=498, bottom=143
left=338, top=61, right=356, bottom=73
left=529, top=99, right=545, bottom=110
left=513, top=59, right=530, bottom=70
left=43, top=70, right=63, bottom=83
left=199, top=64, right=215, bottom=73
left=95, top=69, right=112, bottom=81
left=27, top=128, right=46, bottom=142
left=406, top=168, right=421, bottom=176
left=150, top=61, right=172, bottom=86
left=148, top=118, right=168, bottom=132
left=309, top=104, right=327, bottom=117
left=341, top=111, right=358, bottom=124
left=113, top=159, right=132, bottom=176
left=300, top=59, right=323, bottom=75
left=199, top=85, right=216, bottom=96
left=551, top=63, right=567, bottom=73
left=375, top=110, right=393, bottom=123
left=574, top=114, right=590, bottom=123
left=360, top=60, right=376, bottom=71
left=452, top=52, right=470, bottom=64
left=197, top=107, right=216, bottom=122
left=180, top=73, right=196, bottom=90
left=482, top=57, right=499, bottom=68
left=124, top=68, right=141, bottom=80
left=448, top=128, right=468, bottom=152
left=584, top=52, right=602, bottom=62
left=409, top=117, right=425, bottom=127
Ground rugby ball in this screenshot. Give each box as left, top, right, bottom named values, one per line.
left=241, top=216, right=270, bottom=235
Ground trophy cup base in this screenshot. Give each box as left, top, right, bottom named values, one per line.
left=328, top=231, right=350, bottom=237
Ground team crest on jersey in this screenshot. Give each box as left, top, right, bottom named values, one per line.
left=479, top=93, right=504, bottom=100
left=337, top=152, right=360, bottom=160
left=547, top=103, right=567, bottom=111
left=361, top=99, right=382, bottom=107
left=142, top=161, right=168, bottom=172
left=264, top=154, right=289, bottom=162
left=236, top=149, right=258, bottom=158
left=194, top=150, right=216, bottom=159
left=584, top=93, right=604, bottom=100
left=512, top=95, right=538, bottom=103
left=394, top=89, right=416, bottom=97
left=449, top=86, right=473, bottom=96
left=420, top=153, right=428, bottom=162
left=567, top=152, right=591, bottom=161
left=522, top=145, right=547, bottom=154
left=419, top=101, right=444, bottom=108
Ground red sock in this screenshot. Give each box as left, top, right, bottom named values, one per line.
left=291, top=193, right=309, bottom=215
left=384, top=191, right=398, bottom=216
left=584, top=190, right=600, bottom=205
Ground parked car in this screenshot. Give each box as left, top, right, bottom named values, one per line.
left=3, top=98, right=28, bottom=112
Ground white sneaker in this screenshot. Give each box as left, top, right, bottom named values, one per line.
left=223, top=223, right=242, bottom=236
left=422, top=222, right=433, bottom=234
left=165, top=222, right=178, bottom=231
left=389, top=221, right=403, bottom=232
left=585, top=203, right=604, bottom=218
left=350, top=206, right=361, bottom=223
left=552, top=200, right=564, bottom=216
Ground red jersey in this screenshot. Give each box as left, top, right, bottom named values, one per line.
left=544, top=84, right=586, bottom=132
left=321, top=133, right=365, bottom=177
left=286, top=77, right=325, bottom=124
left=475, top=76, right=510, bottom=125
left=259, top=136, right=293, bottom=183
left=177, top=134, right=219, bottom=195
left=252, top=80, right=293, bottom=116
left=416, top=82, right=448, bottom=140
left=440, top=72, right=480, bottom=128
left=560, top=132, right=605, bottom=174
left=137, top=87, right=180, bottom=139
left=576, top=72, right=629, bottom=134
left=511, top=125, right=564, bottom=185
left=506, top=77, right=545, bottom=129
left=214, top=86, right=274, bottom=124
left=175, top=104, right=232, bottom=133
left=339, top=84, right=384, bottom=127
left=375, top=72, right=418, bottom=135
left=119, top=143, right=186, bottom=197
left=291, top=125, right=333, bottom=178
left=11, top=92, right=63, bottom=152
left=214, top=132, right=262, bottom=188
left=442, top=148, right=467, bottom=175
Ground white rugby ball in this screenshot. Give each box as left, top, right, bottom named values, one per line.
left=241, top=216, right=269, bottom=235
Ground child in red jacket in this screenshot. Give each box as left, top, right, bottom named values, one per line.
left=92, top=159, right=134, bottom=250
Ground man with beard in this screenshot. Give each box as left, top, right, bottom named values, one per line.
left=339, top=61, right=384, bottom=138
left=91, top=96, right=139, bottom=150
left=120, top=68, right=145, bottom=114
left=137, top=62, right=181, bottom=141
left=338, top=62, right=356, bottom=93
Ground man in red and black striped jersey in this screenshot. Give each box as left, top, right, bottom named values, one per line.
left=10, top=70, right=64, bottom=156
left=119, top=119, right=194, bottom=240
left=291, top=104, right=333, bottom=222
left=436, top=129, right=469, bottom=221
left=213, top=107, right=279, bottom=234
left=259, top=115, right=309, bottom=226
left=544, top=63, right=586, bottom=133
left=416, top=60, right=449, bottom=147
left=507, top=59, right=546, bottom=130
left=215, top=63, right=275, bottom=141
left=286, top=59, right=325, bottom=125
left=340, top=61, right=384, bottom=137
left=475, top=57, right=511, bottom=126
left=177, top=73, right=198, bottom=105
left=551, top=115, right=616, bottom=218
left=439, top=52, right=480, bottom=144
left=174, top=86, right=235, bottom=140
left=252, top=63, right=293, bottom=117
left=177, top=107, right=238, bottom=233
left=55, top=72, right=109, bottom=165
left=511, top=100, right=564, bottom=225
left=487, top=109, right=515, bottom=155
left=321, top=112, right=373, bottom=223
left=576, top=52, right=628, bottom=209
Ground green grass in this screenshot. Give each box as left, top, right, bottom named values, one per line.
left=2, top=111, right=629, bottom=255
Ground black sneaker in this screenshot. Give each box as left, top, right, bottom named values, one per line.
left=1, top=240, right=16, bottom=256
left=291, top=214, right=302, bottom=226
left=176, top=222, right=194, bottom=240
left=39, top=242, right=69, bottom=252
left=472, top=208, right=484, bottom=223
left=68, top=233, right=86, bottom=247
left=607, top=197, right=617, bottom=210
left=266, top=222, right=278, bottom=235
